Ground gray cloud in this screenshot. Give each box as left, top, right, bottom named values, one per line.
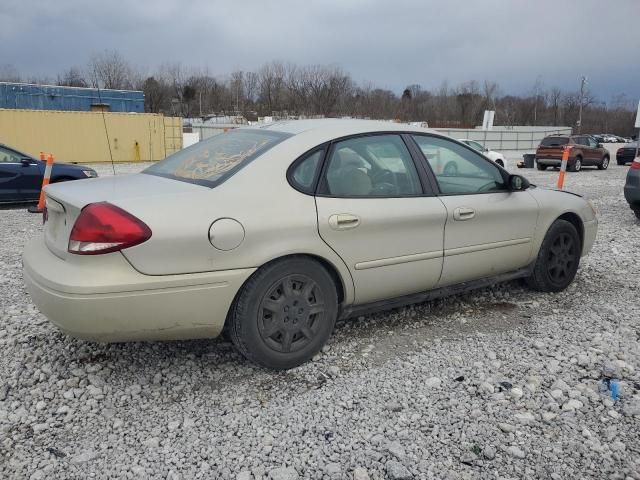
left=1, top=0, right=638, bottom=101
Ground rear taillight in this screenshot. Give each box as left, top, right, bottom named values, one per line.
left=631, top=159, right=640, bottom=170
left=68, top=202, right=151, bottom=255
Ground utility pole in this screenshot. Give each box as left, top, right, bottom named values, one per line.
left=577, top=76, right=587, bottom=134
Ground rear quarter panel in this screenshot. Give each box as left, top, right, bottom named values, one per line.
left=118, top=134, right=357, bottom=304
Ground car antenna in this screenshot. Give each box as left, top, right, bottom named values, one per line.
left=94, top=81, right=116, bottom=176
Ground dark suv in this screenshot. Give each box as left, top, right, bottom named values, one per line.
left=535, top=135, right=610, bottom=172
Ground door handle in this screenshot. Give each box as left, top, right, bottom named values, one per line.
left=329, top=214, right=361, bottom=230
left=453, top=207, right=475, bottom=221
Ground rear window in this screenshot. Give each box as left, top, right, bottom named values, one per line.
left=540, top=137, right=569, bottom=147
left=144, top=129, right=290, bottom=187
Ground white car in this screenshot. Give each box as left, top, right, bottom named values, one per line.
left=23, top=119, right=597, bottom=369
left=457, top=139, right=505, bottom=167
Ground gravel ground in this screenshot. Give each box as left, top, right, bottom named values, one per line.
left=1, top=155, right=639, bottom=480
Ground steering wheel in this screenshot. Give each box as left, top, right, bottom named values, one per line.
left=371, top=168, right=394, bottom=184
left=371, top=182, right=397, bottom=195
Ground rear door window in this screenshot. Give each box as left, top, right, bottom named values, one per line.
left=319, top=134, right=423, bottom=197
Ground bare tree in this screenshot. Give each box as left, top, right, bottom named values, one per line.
left=89, top=50, right=132, bottom=90
left=0, top=64, right=21, bottom=82
left=57, top=67, right=87, bottom=87
left=549, top=87, right=562, bottom=126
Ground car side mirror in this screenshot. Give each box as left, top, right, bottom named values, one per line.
left=20, top=158, right=32, bottom=166
left=508, top=174, right=529, bottom=191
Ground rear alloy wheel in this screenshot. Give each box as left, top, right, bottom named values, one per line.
left=598, top=156, right=609, bottom=170
left=229, top=257, right=338, bottom=369
left=569, top=156, right=582, bottom=172
left=526, top=219, right=581, bottom=292
left=443, top=161, right=458, bottom=175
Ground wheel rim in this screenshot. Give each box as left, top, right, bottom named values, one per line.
left=575, top=159, right=581, bottom=171
left=547, top=233, right=577, bottom=284
left=258, top=274, right=325, bottom=353
left=603, top=158, right=609, bottom=168
left=444, top=162, right=458, bottom=175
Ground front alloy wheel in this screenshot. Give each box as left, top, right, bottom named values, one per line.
left=526, top=219, right=581, bottom=292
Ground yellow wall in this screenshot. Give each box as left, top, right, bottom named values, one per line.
left=0, top=109, right=182, bottom=163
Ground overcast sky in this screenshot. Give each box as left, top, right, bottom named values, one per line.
left=1, top=0, right=638, bottom=103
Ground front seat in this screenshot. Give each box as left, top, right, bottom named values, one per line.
left=327, top=150, right=372, bottom=196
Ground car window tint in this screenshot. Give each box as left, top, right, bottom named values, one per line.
left=541, top=137, right=569, bottom=146
left=412, top=135, right=506, bottom=195
left=322, top=135, right=422, bottom=197
left=0, top=148, right=20, bottom=163
left=468, top=141, right=484, bottom=152
left=588, top=137, right=598, bottom=147
left=291, top=149, right=323, bottom=193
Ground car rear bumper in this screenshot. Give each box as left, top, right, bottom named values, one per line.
left=617, top=152, right=637, bottom=164
left=22, top=235, right=255, bottom=342
left=536, top=158, right=563, bottom=167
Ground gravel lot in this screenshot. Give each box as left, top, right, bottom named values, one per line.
left=1, top=154, right=639, bottom=480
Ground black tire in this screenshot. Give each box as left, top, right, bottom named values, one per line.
left=526, top=219, right=581, bottom=292
left=598, top=156, right=609, bottom=170
left=443, top=161, right=458, bottom=176
left=634, top=210, right=640, bottom=220
left=229, top=257, right=338, bottom=370
left=536, top=162, right=547, bottom=171
left=617, top=159, right=625, bottom=166
left=568, top=156, right=582, bottom=172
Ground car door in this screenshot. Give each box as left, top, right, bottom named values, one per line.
left=314, top=133, right=447, bottom=304
left=410, top=134, right=539, bottom=287
left=0, top=147, right=25, bottom=202
left=586, top=136, right=602, bottom=164
left=573, top=137, right=589, bottom=164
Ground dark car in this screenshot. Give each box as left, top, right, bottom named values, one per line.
left=0, top=144, right=97, bottom=203
left=535, top=135, right=609, bottom=172
left=616, top=142, right=638, bottom=165
left=624, top=157, right=640, bottom=219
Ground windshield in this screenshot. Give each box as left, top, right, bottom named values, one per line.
left=540, top=137, right=569, bottom=147
left=467, top=140, right=484, bottom=152
left=144, top=129, right=290, bottom=187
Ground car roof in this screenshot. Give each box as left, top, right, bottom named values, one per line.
left=255, top=118, right=438, bottom=137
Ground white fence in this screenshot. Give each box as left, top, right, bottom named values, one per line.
left=434, top=126, right=572, bottom=151
left=189, top=124, right=239, bottom=141
left=188, top=122, right=573, bottom=152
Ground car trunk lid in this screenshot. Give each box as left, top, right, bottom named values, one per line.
left=43, top=173, right=208, bottom=260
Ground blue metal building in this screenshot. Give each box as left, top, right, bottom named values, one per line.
left=0, top=82, right=144, bottom=113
